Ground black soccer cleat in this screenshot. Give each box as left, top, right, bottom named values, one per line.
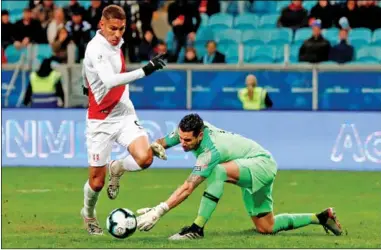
left=168, top=224, right=204, bottom=240
left=316, top=207, right=343, bottom=236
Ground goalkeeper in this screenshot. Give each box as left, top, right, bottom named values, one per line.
left=140, top=113, right=342, bottom=240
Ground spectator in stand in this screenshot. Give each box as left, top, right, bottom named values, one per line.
left=195, top=0, right=220, bottom=16
left=309, top=0, right=335, bottom=29
left=51, top=27, right=71, bottom=63
left=13, top=8, right=44, bottom=48
left=32, top=0, right=55, bottom=32
left=200, top=40, right=225, bottom=64
left=65, top=8, right=91, bottom=62
left=168, top=0, right=201, bottom=62
left=220, top=1, right=246, bottom=15
left=1, top=10, right=14, bottom=49
left=47, top=8, right=65, bottom=44
left=277, top=0, right=308, bottom=30
left=334, top=0, right=360, bottom=28
left=64, top=0, right=86, bottom=21
left=138, top=30, right=159, bottom=62
left=357, top=0, right=381, bottom=31
left=151, top=40, right=177, bottom=63
left=118, top=0, right=157, bottom=62
left=298, top=19, right=331, bottom=63
left=329, top=17, right=354, bottom=64
left=183, top=47, right=199, bottom=63
left=85, top=0, right=106, bottom=33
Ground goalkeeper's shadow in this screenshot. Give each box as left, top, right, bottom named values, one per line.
left=210, top=229, right=328, bottom=237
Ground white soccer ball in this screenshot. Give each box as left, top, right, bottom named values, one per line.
left=106, top=208, right=137, bottom=239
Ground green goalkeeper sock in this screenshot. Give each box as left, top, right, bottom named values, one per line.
left=272, top=213, right=319, bottom=233
left=194, top=165, right=226, bottom=228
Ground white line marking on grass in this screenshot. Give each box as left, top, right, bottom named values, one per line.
left=16, top=189, right=51, bottom=193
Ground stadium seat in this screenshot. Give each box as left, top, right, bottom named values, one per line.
left=208, top=13, right=234, bottom=30
left=79, top=0, right=91, bottom=9
left=1, top=1, right=28, bottom=12
left=166, top=31, right=175, bottom=52
left=322, top=28, right=339, bottom=45
left=5, top=45, right=27, bottom=63
left=194, top=44, right=207, bottom=60
left=195, top=27, right=214, bottom=42
left=244, top=45, right=276, bottom=63
left=258, top=14, right=279, bottom=28
left=276, top=1, right=289, bottom=12
left=294, top=28, right=312, bottom=46
left=200, top=13, right=209, bottom=27
left=234, top=14, right=258, bottom=30
left=303, top=1, right=317, bottom=11
left=9, top=13, right=23, bottom=23
left=225, top=44, right=240, bottom=64
left=348, top=28, right=372, bottom=47
left=54, top=1, right=68, bottom=8
left=215, top=29, right=242, bottom=44
left=356, top=46, right=381, bottom=62
left=289, top=44, right=301, bottom=63
left=242, top=30, right=267, bottom=45
left=267, top=28, right=293, bottom=45
left=251, top=1, right=277, bottom=14
left=36, top=44, right=53, bottom=62
left=319, top=61, right=339, bottom=65
left=372, top=29, right=381, bottom=45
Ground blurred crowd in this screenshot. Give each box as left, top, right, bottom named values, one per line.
left=1, top=0, right=381, bottom=64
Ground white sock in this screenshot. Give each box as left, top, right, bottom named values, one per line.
left=83, top=180, right=100, bottom=219
left=121, top=155, right=142, bottom=172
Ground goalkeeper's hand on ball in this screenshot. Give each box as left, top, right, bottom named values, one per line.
left=151, top=142, right=167, bottom=160
left=136, top=202, right=169, bottom=231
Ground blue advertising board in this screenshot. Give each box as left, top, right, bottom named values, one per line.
left=191, top=70, right=313, bottom=110
left=318, top=72, right=381, bottom=111
left=2, top=109, right=380, bottom=171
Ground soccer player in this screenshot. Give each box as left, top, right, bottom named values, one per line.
left=81, top=5, right=167, bottom=235
left=136, top=114, right=343, bottom=239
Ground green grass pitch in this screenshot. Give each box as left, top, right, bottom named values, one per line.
left=2, top=167, right=381, bottom=248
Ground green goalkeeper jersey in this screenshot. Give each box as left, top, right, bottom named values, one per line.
left=164, top=121, right=272, bottom=178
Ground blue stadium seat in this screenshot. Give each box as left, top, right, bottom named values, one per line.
left=225, top=44, right=239, bottom=64
left=194, top=44, right=207, bottom=60
left=322, top=28, right=339, bottom=45
left=356, top=46, right=381, bottom=62
left=349, top=28, right=372, bottom=47
left=5, top=45, right=26, bottom=63
left=195, top=27, right=214, bottom=42
left=208, top=13, right=234, bottom=30
left=79, top=0, right=91, bottom=9
left=234, top=13, right=258, bottom=30
left=319, top=61, right=339, bottom=65
left=372, top=29, right=381, bottom=45
left=2, top=1, right=28, bottom=11
left=276, top=1, right=289, bottom=12
left=242, top=30, right=267, bottom=45
left=200, top=13, right=209, bottom=27
left=258, top=14, right=279, bottom=28
left=294, top=28, right=311, bottom=46
left=166, top=31, right=175, bottom=52
left=36, top=44, right=53, bottom=62
left=346, top=60, right=379, bottom=65
left=303, top=1, right=317, bottom=11
left=9, top=13, right=23, bottom=23
left=251, top=1, right=277, bottom=14
left=267, top=28, right=292, bottom=45
left=54, top=1, right=68, bottom=8
left=290, top=44, right=301, bottom=63
left=244, top=45, right=276, bottom=63
left=215, top=29, right=242, bottom=44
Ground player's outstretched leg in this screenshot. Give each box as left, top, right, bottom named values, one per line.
left=81, top=166, right=106, bottom=235
left=316, top=207, right=343, bottom=236
left=107, top=135, right=154, bottom=200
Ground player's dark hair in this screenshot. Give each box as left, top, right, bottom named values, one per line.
left=102, top=5, right=126, bottom=20
left=179, top=114, right=204, bottom=137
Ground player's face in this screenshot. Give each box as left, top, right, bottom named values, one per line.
left=100, top=17, right=126, bottom=46
left=178, top=129, right=203, bottom=152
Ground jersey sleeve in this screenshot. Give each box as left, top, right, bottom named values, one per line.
left=163, top=129, right=180, bottom=148
left=191, top=148, right=221, bottom=178
left=86, top=44, right=145, bottom=89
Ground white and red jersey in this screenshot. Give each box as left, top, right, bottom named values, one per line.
left=83, top=31, right=144, bottom=120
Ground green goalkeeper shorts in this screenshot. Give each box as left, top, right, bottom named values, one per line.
left=235, top=155, right=277, bottom=217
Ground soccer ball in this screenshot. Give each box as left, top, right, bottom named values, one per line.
left=106, top=208, right=137, bottom=239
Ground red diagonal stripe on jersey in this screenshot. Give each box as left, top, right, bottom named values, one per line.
left=87, top=50, right=126, bottom=120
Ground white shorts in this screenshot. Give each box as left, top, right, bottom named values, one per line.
left=86, top=114, right=147, bottom=167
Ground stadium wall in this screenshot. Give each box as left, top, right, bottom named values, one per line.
left=2, top=109, right=380, bottom=171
